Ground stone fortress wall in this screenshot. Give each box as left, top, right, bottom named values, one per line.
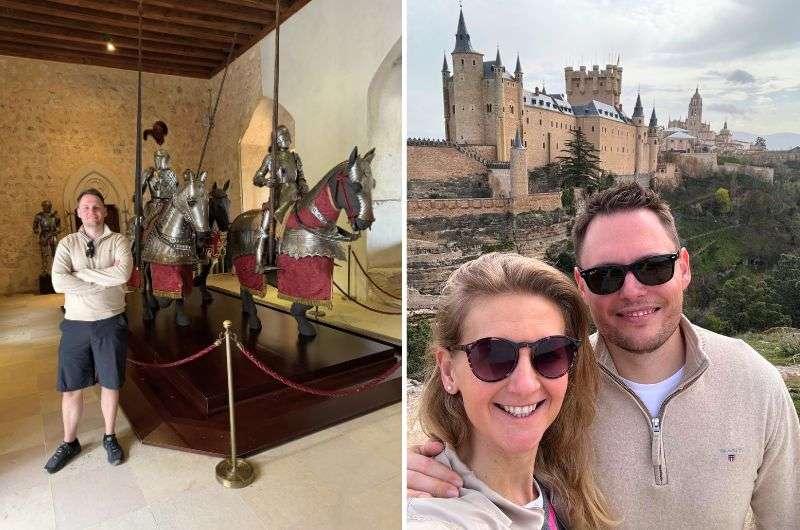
left=0, top=45, right=262, bottom=294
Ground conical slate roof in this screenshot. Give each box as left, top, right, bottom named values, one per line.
left=513, top=128, right=523, bottom=148
left=632, top=93, right=644, bottom=118
left=495, top=47, right=503, bottom=67
left=649, top=108, right=658, bottom=128
left=515, top=53, right=522, bottom=75
left=453, top=9, right=476, bottom=53
left=442, top=54, right=449, bottom=72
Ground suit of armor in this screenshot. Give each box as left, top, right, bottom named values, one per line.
left=253, top=126, right=308, bottom=272
left=142, top=149, right=178, bottom=220
left=33, top=200, right=61, bottom=274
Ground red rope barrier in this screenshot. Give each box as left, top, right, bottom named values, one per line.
left=332, top=280, right=401, bottom=315
left=235, top=339, right=400, bottom=397
left=127, top=338, right=222, bottom=368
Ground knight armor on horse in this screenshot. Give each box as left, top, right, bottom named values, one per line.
left=142, top=149, right=178, bottom=214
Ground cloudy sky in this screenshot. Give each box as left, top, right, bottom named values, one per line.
left=408, top=0, right=800, bottom=139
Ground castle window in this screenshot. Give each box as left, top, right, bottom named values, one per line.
left=461, top=59, right=464, bottom=66
left=510, top=105, right=514, bottom=114
left=453, top=105, right=455, bottom=114
left=526, top=117, right=529, bottom=124
left=473, top=60, right=476, bottom=65
left=539, top=119, right=542, bottom=125
left=591, top=126, right=595, bottom=132
left=543, top=142, right=546, bottom=148
left=487, top=104, right=492, bottom=112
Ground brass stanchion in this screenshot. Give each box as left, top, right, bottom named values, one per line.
left=215, top=320, right=254, bottom=488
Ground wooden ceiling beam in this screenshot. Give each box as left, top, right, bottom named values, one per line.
left=213, top=0, right=280, bottom=13
left=43, top=0, right=265, bottom=35
left=0, top=1, right=240, bottom=43
left=0, top=16, right=228, bottom=60
left=143, top=0, right=274, bottom=25
left=0, top=42, right=212, bottom=77
left=213, top=0, right=311, bottom=76
left=0, top=32, right=220, bottom=68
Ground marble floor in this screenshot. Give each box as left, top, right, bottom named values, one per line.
left=0, top=294, right=401, bottom=530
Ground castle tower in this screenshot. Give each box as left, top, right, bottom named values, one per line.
left=687, top=86, right=702, bottom=130
left=510, top=128, right=528, bottom=211
left=648, top=108, right=659, bottom=172
left=718, top=119, right=732, bottom=144
left=446, top=8, right=484, bottom=144
left=492, top=47, right=508, bottom=159
left=514, top=53, right=525, bottom=152
left=632, top=93, right=645, bottom=173
left=564, top=63, right=623, bottom=107
left=441, top=54, right=451, bottom=140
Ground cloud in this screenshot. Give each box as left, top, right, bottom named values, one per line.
left=726, top=69, right=756, bottom=84
left=706, top=103, right=746, bottom=115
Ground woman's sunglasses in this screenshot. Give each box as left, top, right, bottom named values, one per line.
left=450, top=335, right=580, bottom=383
left=578, top=253, right=679, bottom=295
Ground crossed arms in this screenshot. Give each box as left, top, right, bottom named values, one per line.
left=51, top=237, right=133, bottom=295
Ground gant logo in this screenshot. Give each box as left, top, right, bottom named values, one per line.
left=720, top=447, right=743, bottom=462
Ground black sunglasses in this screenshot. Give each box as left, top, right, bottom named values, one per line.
left=85, top=240, right=95, bottom=259
left=451, top=336, right=580, bottom=383
left=579, top=253, right=679, bottom=295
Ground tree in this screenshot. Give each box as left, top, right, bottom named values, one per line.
left=713, top=275, right=789, bottom=334
left=754, top=136, right=767, bottom=150
left=714, top=187, right=732, bottom=214
left=557, top=128, right=602, bottom=193
left=767, top=254, right=800, bottom=327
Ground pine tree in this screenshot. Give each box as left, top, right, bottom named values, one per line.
left=557, top=128, right=603, bottom=193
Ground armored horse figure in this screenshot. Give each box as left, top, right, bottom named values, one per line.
left=227, top=146, right=376, bottom=337
left=132, top=170, right=210, bottom=326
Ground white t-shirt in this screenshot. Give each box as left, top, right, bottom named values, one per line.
left=620, top=366, right=685, bottom=417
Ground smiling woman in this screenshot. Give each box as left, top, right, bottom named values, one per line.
left=407, top=253, right=616, bottom=529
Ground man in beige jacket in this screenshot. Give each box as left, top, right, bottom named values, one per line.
left=408, top=183, right=799, bottom=529
left=46, top=188, right=133, bottom=473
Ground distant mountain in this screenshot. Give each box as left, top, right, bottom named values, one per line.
left=732, top=131, right=800, bottom=151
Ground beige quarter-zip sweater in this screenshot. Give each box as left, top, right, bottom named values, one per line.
left=592, top=316, right=799, bottom=529
left=51, top=225, right=132, bottom=321
left=407, top=446, right=547, bottom=529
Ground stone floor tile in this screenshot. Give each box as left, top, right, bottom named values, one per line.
left=0, top=444, right=48, bottom=496
left=149, top=484, right=267, bottom=530
left=82, top=506, right=159, bottom=530
left=0, top=483, right=56, bottom=530
left=129, top=443, right=219, bottom=504
left=50, top=465, right=147, bottom=530
left=0, top=414, right=44, bottom=456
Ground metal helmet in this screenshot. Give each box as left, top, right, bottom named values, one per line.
left=41, top=200, right=53, bottom=212
left=154, top=149, right=171, bottom=170
left=275, top=125, right=292, bottom=149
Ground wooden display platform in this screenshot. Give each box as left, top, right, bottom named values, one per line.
left=119, top=288, right=401, bottom=457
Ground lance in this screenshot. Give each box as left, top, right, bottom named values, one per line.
left=133, top=0, right=144, bottom=268
left=266, top=0, right=281, bottom=267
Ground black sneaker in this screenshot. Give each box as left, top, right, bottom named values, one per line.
left=103, top=434, right=124, bottom=466
left=44, top=439, right=81, bottom=474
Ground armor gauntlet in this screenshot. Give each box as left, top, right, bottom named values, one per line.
left=253, top=156, right=272, bottom=187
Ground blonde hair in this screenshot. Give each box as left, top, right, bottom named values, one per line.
left=418, top=252, right=616, bottom=529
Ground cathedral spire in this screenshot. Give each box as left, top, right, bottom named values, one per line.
left=453, top=8, right=476, bottom=54
left=649, top=108, right=657, bottom=128
left=632, top=92, right=644, bottom=118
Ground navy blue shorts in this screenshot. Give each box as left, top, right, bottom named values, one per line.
left=57, top=313, right=129, bottom=392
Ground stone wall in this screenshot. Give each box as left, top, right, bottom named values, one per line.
left=676, top=152, right=718, bottom=177
left=719, top=163, right=774, bottom=183
left=408, top=174, right=491, bottom=200
left=199, top=45, right=262, bottom=221
left=0, top=55, right=212, bottom=294
left=733, top=148, right=800, bottom=165
left=407, top=145, right=489, bottom=181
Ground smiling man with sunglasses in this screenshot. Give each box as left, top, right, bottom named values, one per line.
left=47, top=188, right=132, bottom=474
left=408, top=183, right=799, bottom=528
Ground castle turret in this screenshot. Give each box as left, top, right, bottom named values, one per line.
left=632, top=93, right=645, bottom=125
left=514, top=53, right=522, bottom=80
left=442, top=54, right=451, bottom=140
left=510, top=128, right=528, bottom=211
left=447, top=8, right=484, bottom=144
left=564, top=63, right=623, bottom=107
left=648, top=108, right=659, bottom=172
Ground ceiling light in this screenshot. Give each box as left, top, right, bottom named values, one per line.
left=106, top=41, right=116, bottom=52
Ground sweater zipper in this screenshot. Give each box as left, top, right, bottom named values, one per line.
left=599, top=361, right=708, bottom=486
